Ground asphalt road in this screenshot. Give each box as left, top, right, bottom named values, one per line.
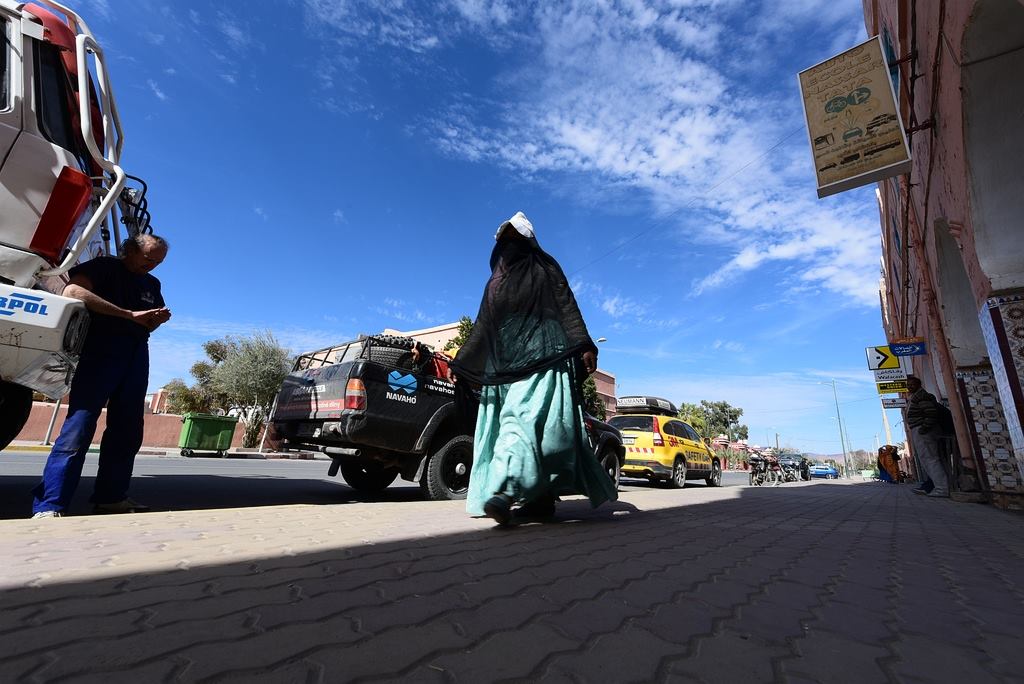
left=0, top=451, right=749, bottom=520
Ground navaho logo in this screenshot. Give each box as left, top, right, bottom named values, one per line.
left=388, top=371, right=417, bottom=395
left=0, top=292, right=49, bottom=317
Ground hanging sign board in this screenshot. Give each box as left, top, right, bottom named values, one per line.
left=798, top=35, right=911, bottom=198
left=866, top=345, right=900, bottom=370
left=890, top=341, right=927, bottom=356
left=877, top=380, right=909, bottom=394
left=881, top=397, right=907, bottom=409
left=874, top=367, right=907, bottom=383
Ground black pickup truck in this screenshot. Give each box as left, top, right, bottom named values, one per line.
left=271, top=335, right=473, bottom=500
left=271, top=334, right=626, bottom=500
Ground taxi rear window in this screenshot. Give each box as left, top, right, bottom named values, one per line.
left=608, top=416, right=654, bottom=432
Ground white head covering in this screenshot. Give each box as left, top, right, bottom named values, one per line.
left=495, top=211, right=535, bottom=241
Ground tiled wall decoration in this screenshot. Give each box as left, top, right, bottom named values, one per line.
left=956, top=366, right=1024, bottom=493
left=981, top=294, right=1024, bottom=476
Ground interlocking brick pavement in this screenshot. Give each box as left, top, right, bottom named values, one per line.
left=1, top=481, right=1023, bottom=682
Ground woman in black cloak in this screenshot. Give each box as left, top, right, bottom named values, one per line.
left=451, top=212, right=617, bottom=525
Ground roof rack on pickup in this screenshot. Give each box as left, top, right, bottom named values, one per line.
left=292, top=334, right=421, bottom=372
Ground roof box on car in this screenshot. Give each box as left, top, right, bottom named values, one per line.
left=616, top=396, right=678, bottom=417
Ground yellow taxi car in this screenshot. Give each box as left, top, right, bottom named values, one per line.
left=608, top=396, right=722, bottom=488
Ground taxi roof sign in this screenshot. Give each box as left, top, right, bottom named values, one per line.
left=616, top=395, right=679, bottom=417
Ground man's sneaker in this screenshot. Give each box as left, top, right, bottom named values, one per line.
left=93, top=498, right=150, bottom=514
left=927, top=489, right=949, bottom=498
left=31, top=511, right=63, bottom=519
left=912, top=488, right=928, bottom=495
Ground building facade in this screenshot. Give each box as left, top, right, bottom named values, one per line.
left=864, top=0, right=1024, bottom=505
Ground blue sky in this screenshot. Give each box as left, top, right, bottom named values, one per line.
left=74, top=0, right=901, bottom=455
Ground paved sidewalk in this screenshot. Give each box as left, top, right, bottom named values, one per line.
left=1, top=481, right=1022, bottom=683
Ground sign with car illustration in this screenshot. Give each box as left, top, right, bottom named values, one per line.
left=798, top=35, right=911, bottom=198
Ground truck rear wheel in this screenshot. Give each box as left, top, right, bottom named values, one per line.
left=339, top=461, right=399, bottom=493
left=0, top=381, right=33, bottom=451
left=422, top=435, right=473, bottom=501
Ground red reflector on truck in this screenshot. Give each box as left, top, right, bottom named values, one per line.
left=345, top=379, right=366, bottom=410
left=32, top=166, right=93, bottom=263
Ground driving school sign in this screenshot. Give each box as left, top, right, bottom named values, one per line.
left=798, top=35, right=911, bottom=198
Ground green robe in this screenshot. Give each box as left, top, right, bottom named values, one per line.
left=466, top=358, right=618, bottom=515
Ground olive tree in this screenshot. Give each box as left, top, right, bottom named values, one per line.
left=165, top=332, right=292, bottom=448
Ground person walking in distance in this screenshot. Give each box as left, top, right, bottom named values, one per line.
left=905, top=375, right=949, bottom=498
left=450, top=212, right=617, bottom=525
left=31, top=234, right=171, bottom=517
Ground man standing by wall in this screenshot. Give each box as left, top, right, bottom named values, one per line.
left=32, top=234, right=171, bottom=517
left=905, top=376, right=950, bottom=498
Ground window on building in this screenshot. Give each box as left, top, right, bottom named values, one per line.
left=891, top=258, right=901, bottom=292
left=890, top=214, right=902, bottom=253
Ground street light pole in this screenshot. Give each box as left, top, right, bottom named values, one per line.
left=829, top=379, right=852, bottom=479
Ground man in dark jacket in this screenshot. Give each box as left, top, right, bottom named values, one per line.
left=905, top=376, right=949, bottom=498
left=31, top=234, right=171, bottom=517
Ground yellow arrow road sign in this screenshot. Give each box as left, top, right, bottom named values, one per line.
left=866, top=345, right=900, bottom=370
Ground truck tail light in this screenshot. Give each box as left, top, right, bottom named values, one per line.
left=651, top=418, right=664, bottom=447
left=32, top=166, right=93, bottom=263
left=345, top=379, right=366, bottom=410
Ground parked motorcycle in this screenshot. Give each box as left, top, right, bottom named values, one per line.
left=780, top=461, right=800, bottom=483
left=748, top=454, right=768, bottom=486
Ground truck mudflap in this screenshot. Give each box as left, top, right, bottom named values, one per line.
left=0, top=283, right=89, bottom=398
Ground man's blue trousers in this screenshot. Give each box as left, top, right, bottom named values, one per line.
left=32, top=338, right=149, bottom=513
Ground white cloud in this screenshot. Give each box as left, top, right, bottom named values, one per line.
left=164, top=67, right=177, bottom=76
left=221, top=73, right=238, bottom=85
left=218, top=16, right=251, bottom=51
left=254, top=207, right=268, bottom=221
left=302, top=1, right=878, bottom=306
left=332, top=208, right=347, bottom=223
left=146, top=79, right=168, bottom=101
left=712, top=339, right=745, bottom=353
left=145, top=32, right=166, bottom=46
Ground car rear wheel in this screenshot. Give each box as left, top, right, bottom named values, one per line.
left=705, top=460, right=722, bottom=487
left=422, top=435, right=473, bottom=501
left=669, top=458, right=687, bottom=489
left=598, top=446, right=621, bottom=490
left=0, top=381, right=32, bottom=452
left=340, top=461, right=399, bottom=493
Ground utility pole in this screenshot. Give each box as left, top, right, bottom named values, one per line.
left=881, top=402, right=893, bottom=445
left=775, top=432, right=780, bottom=450
left=874, top=434, right=880, bottom=451
left=830, top=379, right=852, bottom=479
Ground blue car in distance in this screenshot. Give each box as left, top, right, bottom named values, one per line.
left=809, top=463, right=839, bottom=479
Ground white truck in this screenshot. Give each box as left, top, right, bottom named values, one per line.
left=0, top=1, right=153, bottom=449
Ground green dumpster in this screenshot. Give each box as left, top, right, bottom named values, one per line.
left=178, top=413, right=239, bottom=457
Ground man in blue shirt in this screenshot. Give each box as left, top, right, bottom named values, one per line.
left=32, top=234, right=171, bottom=517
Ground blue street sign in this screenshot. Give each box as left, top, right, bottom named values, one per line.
left=890, top=342, right=926, bottom=356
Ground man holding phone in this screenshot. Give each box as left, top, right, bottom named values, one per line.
left=32, top=234, right=171, bottom=517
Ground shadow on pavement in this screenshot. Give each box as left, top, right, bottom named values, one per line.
left=3, top=481, right=1021, bottom=682
left=0, top=474, right=426, bottom=520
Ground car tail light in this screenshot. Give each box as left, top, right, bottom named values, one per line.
left=345, top=379, right=366, bottom=410
left=651, top=417, right=664, bottom=447
left=32, top=166, right=93, bottom=263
